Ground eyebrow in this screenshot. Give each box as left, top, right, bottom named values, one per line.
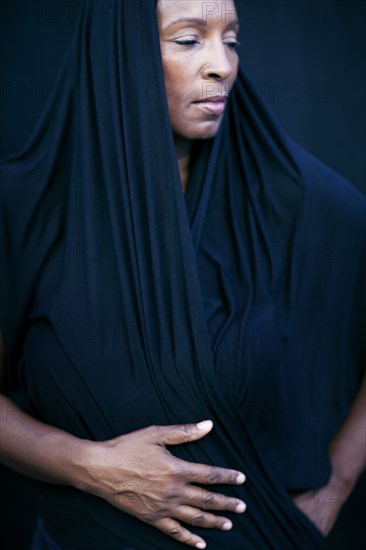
left=163, top=17, right=239, bottom=32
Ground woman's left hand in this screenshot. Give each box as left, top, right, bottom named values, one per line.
left=292, top=474, right=353, bottom=537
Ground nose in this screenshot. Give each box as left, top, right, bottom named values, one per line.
left=201, top=38, right=234, bottom=82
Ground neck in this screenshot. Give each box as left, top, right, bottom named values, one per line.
left=174, top=134, right=193, bottom=193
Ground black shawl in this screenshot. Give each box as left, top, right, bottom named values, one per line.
left=1, top=1, right=365, bottom=548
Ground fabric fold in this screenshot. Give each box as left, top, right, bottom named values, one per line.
left=1, top=1, right=365, bottom=548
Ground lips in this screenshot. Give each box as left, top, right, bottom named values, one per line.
left=193, top=95, right=228, bottom=104
left=192, top=94, right=228, bottom=115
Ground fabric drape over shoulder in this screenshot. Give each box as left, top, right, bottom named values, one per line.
left=1, top=1, right=365, bottom=548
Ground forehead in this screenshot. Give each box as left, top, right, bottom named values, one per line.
left=158, top=0, right=238, bottom=26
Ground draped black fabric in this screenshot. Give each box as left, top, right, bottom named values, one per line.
left=1, top=1, right=365, bottom=548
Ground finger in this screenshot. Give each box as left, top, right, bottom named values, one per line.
left=178, top=460, right=245, bottom=486
left=183, top=486, right=246, bottom=514
left=154, top=517, right=207, bottom=549
left=147, top=420, right=214, bottom=446
left=174, top=504, right=234, bottom=531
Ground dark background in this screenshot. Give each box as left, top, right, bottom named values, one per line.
left=0, top=1, right=365, bottom=548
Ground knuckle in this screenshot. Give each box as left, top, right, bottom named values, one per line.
left=192, top=513, right=205, bottom=527
left=228, top=498, right=240, bottom=511
left=183, top=533, right=193, bottom=544
left=207, top=467, right=221, bottom=484
left=210, top=516, right=223, bottom=529
left=167, top=459, right=182, bottom=477
left=147, top=424, right=160, bottom=435
left=140, top=511, right=156, bottom=523
left=165, top=486, right=178, bottom=500
left=229, top=471, right=239, bottom=483
left=202, top=492, right=216, bottom=508
left=180, top=424, right=193, bottom=436
left=214, top=516, right=223, bottom=528
left=168, top=527, right=182, bottom=539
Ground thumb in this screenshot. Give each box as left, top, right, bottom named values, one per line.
left=154, top=420, right=213, bottom=446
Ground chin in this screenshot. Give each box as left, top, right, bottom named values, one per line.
left=196, top=127, right=221, bottom=140
left=186, top=121, right=222, bottom=140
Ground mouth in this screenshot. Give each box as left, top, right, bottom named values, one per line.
left=193, top=94, right=228, bottom=103
left=192, top=94, right=228, bottom=115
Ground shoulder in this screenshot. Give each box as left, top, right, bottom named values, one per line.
left=288, top=137, right=366, bottom=237
left=0, top=149, right=67, bottom=246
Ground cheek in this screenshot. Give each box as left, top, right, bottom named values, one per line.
left=162, top=58, right=191, bottom=102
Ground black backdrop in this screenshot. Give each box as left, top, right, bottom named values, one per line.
left=0, top=1, right=365, bottom=548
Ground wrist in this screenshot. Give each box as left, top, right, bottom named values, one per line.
left=328, top=465, right=356, bottom=504
left=327, top=374, right=366, bottom=502
left=67, top=438, right=102, bottom=491
left=69, top=438, right=123, bottom=502
left=328, top=437, right=364, bottom=498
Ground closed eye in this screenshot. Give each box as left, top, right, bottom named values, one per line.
left=173, top=40, right=240, bottom=50
left=174, top=40, right=198, bottom=47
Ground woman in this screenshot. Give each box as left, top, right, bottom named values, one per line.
left=0, top=1, right=365, bottom=548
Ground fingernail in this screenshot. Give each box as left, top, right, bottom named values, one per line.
left=236, top=473, right=245, bottom=484
left=196, top=420, right=213, bottom=430
left=236, top=502, right=246, bottom=513
left=196, top=542, right=206, bottom=549
left=223, top=521, right=233, bottom=530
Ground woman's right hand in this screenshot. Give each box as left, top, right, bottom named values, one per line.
left=78, top=420, right=246, bottom=549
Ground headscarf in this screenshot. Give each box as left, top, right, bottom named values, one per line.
left=1, top=1, right=365, bottom=548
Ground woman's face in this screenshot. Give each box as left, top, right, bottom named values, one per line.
left=157, top=0, right=240, bottom=141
